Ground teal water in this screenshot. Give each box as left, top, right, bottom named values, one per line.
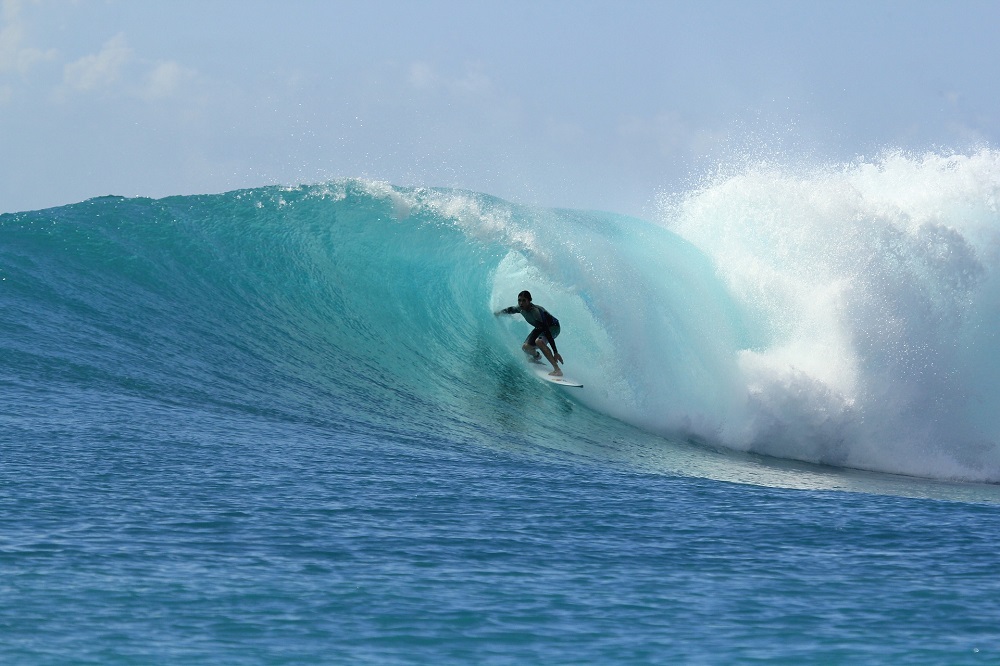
left=3, top=162, right=1000, bottom=663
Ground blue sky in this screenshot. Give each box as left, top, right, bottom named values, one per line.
left=1, top=0, right=998, bottom=217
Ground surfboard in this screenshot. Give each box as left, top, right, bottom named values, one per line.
left=529, top=362, right=584, bottom=388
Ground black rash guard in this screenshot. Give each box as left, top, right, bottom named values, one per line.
left=500, top=304, right=561, bottom=354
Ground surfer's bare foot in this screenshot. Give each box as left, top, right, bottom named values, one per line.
left=549, top=369, right=563, bottom=377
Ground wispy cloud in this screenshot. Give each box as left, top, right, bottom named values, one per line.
left=57, top=31, right=198, bottom=102
left=63, top=32, right=132, bottom=92
left=406, top=60, right=496, bottom=98
left=142, top=60, right=195, bottom=100
left=0, top=0, right=56, bottom=76
left=408, top=61, right=437, bottom=90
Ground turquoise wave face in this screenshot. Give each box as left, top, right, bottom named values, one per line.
left=0, top=184, right=503, bottom=441
left=0, top=181, right=749, bottom=479
left=4, top=164, right=1000, bottom=484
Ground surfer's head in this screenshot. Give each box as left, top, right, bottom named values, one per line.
left=517, top=290, right=532, bottom=306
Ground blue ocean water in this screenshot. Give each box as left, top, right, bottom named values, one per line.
left=3, top=154, right=1000, bottom=664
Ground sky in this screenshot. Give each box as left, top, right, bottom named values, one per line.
left=1, top=0, right=999, bottom=218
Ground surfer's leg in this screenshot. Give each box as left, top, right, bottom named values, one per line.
left=534, top=336, right=562, bottom=376
left=522, top=330, right=542, bottom=360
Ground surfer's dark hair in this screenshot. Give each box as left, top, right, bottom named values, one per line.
left=518, top=290, right=532, bottom=301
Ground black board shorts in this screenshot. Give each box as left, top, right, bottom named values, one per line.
left=525, top=325, right=560, bottom=347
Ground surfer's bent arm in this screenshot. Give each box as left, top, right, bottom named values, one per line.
left=494, top=306, right=520, bottom=316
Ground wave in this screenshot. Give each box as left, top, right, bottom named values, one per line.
left=2, top=152, right=1000, bottom=483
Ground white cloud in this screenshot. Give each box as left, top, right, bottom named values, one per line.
left=63, top=33, right=131, bottom=91
left=142, top=60, right=195, bottom=100
left=0, top=0, right=56, bottom=74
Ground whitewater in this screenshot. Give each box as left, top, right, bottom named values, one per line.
left=662, top=149, right=1000, bottom=481
left=3, top=149, right=1000, bottom=664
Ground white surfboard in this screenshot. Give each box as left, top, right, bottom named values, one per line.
left=529, top=362, right=584, bottom=388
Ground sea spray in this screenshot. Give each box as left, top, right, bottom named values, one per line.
left=659, top=149, right=1000, bottom=480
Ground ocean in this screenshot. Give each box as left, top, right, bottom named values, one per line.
left=3, top=151, right=1000, bottom=663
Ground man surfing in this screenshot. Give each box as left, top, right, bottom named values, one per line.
left=494, top=290, right=565, bottom=376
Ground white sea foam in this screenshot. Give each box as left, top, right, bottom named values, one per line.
left=659, top=149, right=1000, bottom=481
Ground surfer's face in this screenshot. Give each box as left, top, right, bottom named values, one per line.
left=518, top=296, right=530, bottom=309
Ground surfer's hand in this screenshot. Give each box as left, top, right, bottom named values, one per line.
left=555, top=353, right=564, bottom=364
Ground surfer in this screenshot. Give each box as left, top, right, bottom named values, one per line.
left=494, top=290, right=565, bottom=376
